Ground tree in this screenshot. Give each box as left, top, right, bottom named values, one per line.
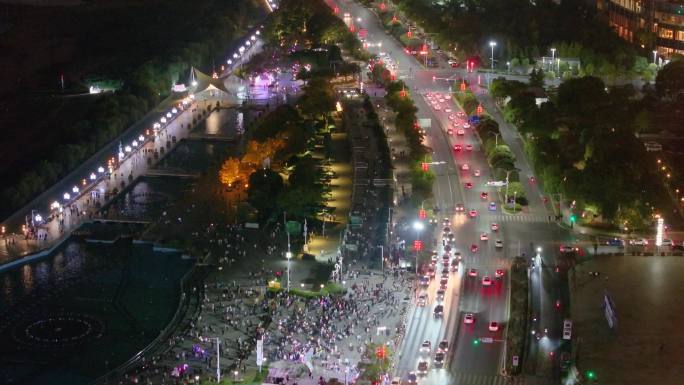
left=247, top=169, right=285, bottom=219
left=529, top=67, right=545, bottom=88
left=655, top=60, right=684, bottom=100
left=299, top=77, right=335, bottom=123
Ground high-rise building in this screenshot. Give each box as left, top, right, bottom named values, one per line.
left=599, top=0, right=684, bottom=58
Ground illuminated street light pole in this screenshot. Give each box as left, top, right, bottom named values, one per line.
left=653, top=50, right=658, bottom=65
left=489, top=41, right=497, bottom=69
left=413, top=221, right=424, bottom=275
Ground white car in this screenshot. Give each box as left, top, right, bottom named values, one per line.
left=495, top=239, right=503, bottom=248
left=420, top=340, right=432, bottom=353
left=474, top=169, right=481, bottom=177
left=661, top=239, right=673, bottom=246
left=463, top=313, right=475, bottom=324
left=489, top=321, right=499, bottom=332
left=445, top=108, right=452, bottom=113
left=461, top=163, right=470, bottom=171
left=418, top=293, right=428, bottom=307
left=456, top=128, right=465, bottom=135
left=480, top=233, right=489, bottom=241
left=629, top=238, right=648, bottom=246
left=482, top=276, right=492, bottom=286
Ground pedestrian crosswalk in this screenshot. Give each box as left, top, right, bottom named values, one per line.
left=485, top=214, right=553, bottom=224
left=449, top=371, right=556, bottom=385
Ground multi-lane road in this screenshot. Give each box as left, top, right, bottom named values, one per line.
left=330, top=0, right=575, bottom=383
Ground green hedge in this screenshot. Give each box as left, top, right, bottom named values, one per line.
left=505, top=257, right=528, bottom=375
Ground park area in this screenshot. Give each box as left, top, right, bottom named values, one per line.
left=570, top=255, right=684, bottom=385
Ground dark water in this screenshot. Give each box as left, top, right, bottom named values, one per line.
left=0, top=241, right=192, bottom=385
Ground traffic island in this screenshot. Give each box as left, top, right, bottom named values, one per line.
left=505, top=256, right=528, bottom=375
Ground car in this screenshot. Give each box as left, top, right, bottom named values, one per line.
left=629, top=238, right=648, bottom=246
left=447, top=233, right=455, bottom=242
left=486, top=180, right=508, bottom=187
left=528, top=176, right=536, bottom=183
left=438, top=340, right=449, bottom=352
left=661, top=239, right=673, bottom=246
left=445, top=108, right=452, bottom=113
left=450, top=259, right=459, bottom=272
left=434, top=105, right=441, bottom=111
left=444, top=94, right=451, bottom=100
left=607, top=238, right=624, bottom=247
left=463, top=313, right=475, bottom=324
left=444, top=244, right=452, bottom=252
left=407, top=372, right=417, bottom=385
left=495, top=239, right=504, bottom=248
left=456, top=128, right=465, bottom=135
left=440, top=277, right=449, bottom=287
left=443, top=217, right=451, bottom=226
left=491, top=223, right=499, bottom=231
left=465, top=144, right=473, bottom=151
left=431, top=253, right=439, bottom=263
left=434, top=351, right=445, bottom=367
left=447, top=128, right=454, bottom=135
left=457, top=111, right=465, bottom=118
left=463, top=123, right=471, bottom=129
left=471, top=244, right=479, bottom=253
left=482, top=276, right=492, bottom=286
left=454, top=251, right=462, bottom=261
left=489, top=321, right=499, bottom=332
left=480, top=233, right=489, bottom=241
left=448, top=114, right=457, bottom=121
left=560, top=245, right=577, bottom=252
left=480, top=192, right=489, bottom=199
left=453, top=144, right=462, bottom=152
left=461, top=163, right=470, bottom=171
left=434, top=305, right=444, bottom=318
left=442, top=253, right=450, bottom=262
left=465, top=182, right=473, bottom=189
left=436, top=289, right=445, bottom=300
left=391, top=377, right=401, bottom=385
left=427, top=267, right=436, bottom=277
left=455, top=203, right=465, bottom=212
left=443, top=226, right=451, bottom=234
left=488, top=202, right=497, bottom=211
left=474, top=169, right=481, bottom=177
left=419, top=276, right=429, bottom=286
left=439, top=282, right=448, bottom=291
left=495, top=269, right=504, bottom=278
left=468, top=268, right=478, bottom=277
left=468, top=209, right=478, bottom=218
left=418, top=294, right=428, bottom=306
left=420, top=340, right=432, bottom=353
left=417, top=361, right=429, bottom=375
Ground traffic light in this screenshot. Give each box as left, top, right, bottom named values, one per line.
left=380, top=2, right=386, bottom=11
left=472, top=338, right=480, bottom=346
left=413, top=240, right=423, bottom=251
left=586, top=371, right=596, bottom=380
left=570, top=214, right=577, bottom=223
left=476, top=104, right=483, bottom=115
left=407, top=30, right=412, bottom=38
left=421, top=162, right=429, bottom=172
left=419, top=209, right=427, bottom=219
left=460, top=82, right=466, bottom=91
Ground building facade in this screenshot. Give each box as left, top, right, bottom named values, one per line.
left=600, top=0, right=684, bottom=58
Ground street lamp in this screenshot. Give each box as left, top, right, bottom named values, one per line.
left=377, top=245, right=384, bottom=271
left=489, top=41, right=497, bottom=69
left=286, top=251, right=292, bottom=292
left=550, top=47, right=556, bottom=62
left=490, top=132, right=501, bottom=147
left=506, top=61, right=511, bottom=73
left=413, top=221, right=424, bottom=275
left=653, top=50, right=658, bottom=65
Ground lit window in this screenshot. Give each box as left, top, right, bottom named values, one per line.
left=660, top=28, right=674, bottom=39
